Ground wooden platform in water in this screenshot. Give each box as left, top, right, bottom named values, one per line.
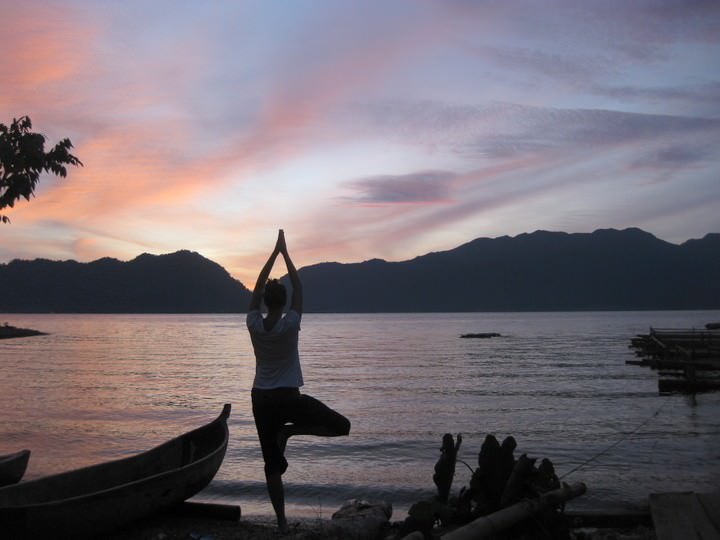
left=628, top=327, right=720, bottom=393
left=629, top=328, right=720, bottom=367
left=650, top=492, right=720, bottom=540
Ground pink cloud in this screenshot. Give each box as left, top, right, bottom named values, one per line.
left=0, top=3, right=101, bottom=115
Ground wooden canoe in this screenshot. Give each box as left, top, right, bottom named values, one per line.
left=0, top=404, right=231, bottom=539
left=0, top=450, right=30, bottom=487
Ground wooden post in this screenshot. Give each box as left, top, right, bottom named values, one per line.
left=441, top=482, right=586, bottom=540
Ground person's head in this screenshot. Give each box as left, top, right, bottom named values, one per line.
left=263, top=279, right=287, bottom=311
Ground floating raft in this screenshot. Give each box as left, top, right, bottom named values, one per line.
left=628, top=326, right=720, bottom=394
left=460, top=332, right=501, bottom=339
left=0, top=325, right=47, bottom=339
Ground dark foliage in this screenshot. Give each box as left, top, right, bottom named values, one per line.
left=0, top=116, right=82, bottom=223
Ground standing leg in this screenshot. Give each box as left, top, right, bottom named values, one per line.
left=252, top=389, right=291, bottom=531
left=265, top=472, right=288, bottom=532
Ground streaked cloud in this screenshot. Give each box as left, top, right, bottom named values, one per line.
left=352, top=100, right=720, bottom=161
left=1, top=1, right=718, bottom=285
left=344, top=171, right=457, bottom=205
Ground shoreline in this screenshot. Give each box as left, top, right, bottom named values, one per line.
left=101, top=496, right=658, bottom=540
left=104, top=509, right=656, bottom=540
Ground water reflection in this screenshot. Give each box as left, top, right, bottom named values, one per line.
left=1, top=311, right=719, bottom=516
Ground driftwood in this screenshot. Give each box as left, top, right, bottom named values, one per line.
left=468, top=434, right=517, bottom=513
left=499, top=453, right=535, bottom=507
left=399, top=434, right=580, bottom=539
left=441, top=482, right=587, bottom=540
left=460, top=333, right=501, bottom=339
left=434, top=434, right=462, bottom=503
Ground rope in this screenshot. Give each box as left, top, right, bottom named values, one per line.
left=559, top=398, right=670, bottom=480
left=457, top=458, right=476, bottom=475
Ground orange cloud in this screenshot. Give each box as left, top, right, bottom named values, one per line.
left=0, top=3, right=100, bottom=113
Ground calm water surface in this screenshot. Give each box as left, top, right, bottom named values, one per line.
left=1, top=311, right=719, bottom=518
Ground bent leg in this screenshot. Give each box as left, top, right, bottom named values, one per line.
left=283, top=394, right=351, bottom=441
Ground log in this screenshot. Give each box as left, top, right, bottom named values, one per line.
left=499, top=453, right=535, bottom=507
left=441, top=482, right=586, bottom=540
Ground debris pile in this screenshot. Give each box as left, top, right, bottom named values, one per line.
left=397, top=434, right=581, bottom=540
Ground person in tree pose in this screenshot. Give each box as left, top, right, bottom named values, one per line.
left=247, top=229, right=351, bottom=531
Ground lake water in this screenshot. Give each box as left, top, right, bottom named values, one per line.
left=1, top=311, right=719, bottom=519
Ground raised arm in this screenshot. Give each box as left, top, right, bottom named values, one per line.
left=277, top=230, right=303, bottom=314
left=248, top=233, right=282, bottom=311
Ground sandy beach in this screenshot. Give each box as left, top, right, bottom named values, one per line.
left=106, top=513, right=345, bottom=540
left=104, top=511, right=657, bottom=540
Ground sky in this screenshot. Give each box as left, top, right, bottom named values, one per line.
left=1, top=1, right=719, bottom=286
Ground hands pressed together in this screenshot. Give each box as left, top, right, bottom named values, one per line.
left=274, top=229, right=288, bottom=256
left=250, top=229, right=302, bottom=313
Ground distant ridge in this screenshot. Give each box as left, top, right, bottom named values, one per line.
left=0, top=250, right=251, bottom=313
left=296, top=228, right=720, bottom=312
left=1, top=228, right=718, bottom=313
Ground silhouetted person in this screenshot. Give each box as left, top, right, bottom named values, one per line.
left=247, top=229, right=351, bottom=532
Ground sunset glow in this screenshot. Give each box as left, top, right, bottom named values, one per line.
left=2, top=1, right=719, bottom=286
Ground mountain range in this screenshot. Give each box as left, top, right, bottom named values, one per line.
left=0, top=250, right=251, bottom=313
left=1, top=228, right=718, bottom=313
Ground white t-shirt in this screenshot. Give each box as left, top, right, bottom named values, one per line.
left=246, top=309, right=304, bottom=389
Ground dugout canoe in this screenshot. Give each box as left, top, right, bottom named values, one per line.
left=0, top=404, right=231, bottom=539
left=0, top=450, right=30, bottom=487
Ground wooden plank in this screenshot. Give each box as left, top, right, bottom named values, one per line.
left=650, top=492, right=720, bottom=540
left=697, top=493, right=720, bottom=532
left=651, top=334, right=669, bottom=350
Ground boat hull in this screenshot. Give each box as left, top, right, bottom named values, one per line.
left=0, top=450, right=30, bottom=487
left=0, top=405, right=230, bottom=539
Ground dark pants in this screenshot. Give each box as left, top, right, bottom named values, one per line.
left=251, top=387, right=351, bottom=475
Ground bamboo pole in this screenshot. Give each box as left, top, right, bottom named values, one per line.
left=441, top=482, right=586, bottom=540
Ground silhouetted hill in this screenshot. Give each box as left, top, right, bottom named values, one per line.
left=296, top=228, right=720, bottom=312
left=0, top=250, right=251, bottom=313
left=1, top=229, right=718, bottom=312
